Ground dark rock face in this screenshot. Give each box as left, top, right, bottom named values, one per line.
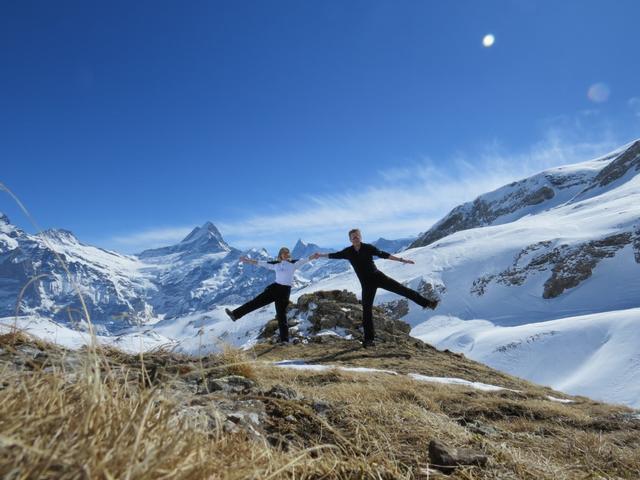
left=543, top=233, right=632, bottom=298
left=524, top=186, right=555, bottom=205
left=589, top=140, right=640, bottom=189
left=0, top=226, right=155, bottom=331
left=471, top=233, right=636, bottom=299
left=417, top=280, right=446, bottom=302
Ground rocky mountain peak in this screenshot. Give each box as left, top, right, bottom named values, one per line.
left=0, top=213, right=10, bottom=225
left=181, top=221, right=227, bottom=247
left=291, top=239, right=329, bottom=259
left=139, top=221, right=230, bottom=259
left=39, top=228, right=80, bottom=244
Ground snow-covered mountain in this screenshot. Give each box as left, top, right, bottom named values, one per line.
left=1, top=219, right=390, bottom=331
left=286, top=139, right=640, bottom=406
left=3, top=140, right=640, bottom=408
left=0, top=217, right=295, bottom=330
left=372, top=236, right=416, bottom=253
left=408, top=145, right=628, bottom=249
left=0, top=214, right=156, bottom=333
left=141, top=239, right=288, bottom=316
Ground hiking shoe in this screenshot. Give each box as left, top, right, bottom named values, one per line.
left=362, top=339, right=376, bottom=348
left=423, top=299, right=439, bottom=310
left=225, top=308, right=237, bottom=322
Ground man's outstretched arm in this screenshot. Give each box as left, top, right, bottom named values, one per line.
left=312, top=248, right=349, bottom=260
left=387, top=254, right=414, bottom=265
left=370, top=246, right=414, bottom=265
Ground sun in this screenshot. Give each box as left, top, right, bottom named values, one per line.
left=482, top=34, right=495, bottom=48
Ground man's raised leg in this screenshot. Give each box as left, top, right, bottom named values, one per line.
left=377, top=273, right=437, bottom=309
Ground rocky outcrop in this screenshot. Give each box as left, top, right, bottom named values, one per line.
left=588, top=140, right=640, bottom=189
left=259, top=290, right=413, bottom=343
left=543, top=233, right=632, bottom=298
left=471, top=233, right=636, bottom=299
left=378, top=299, right=409, bottom=320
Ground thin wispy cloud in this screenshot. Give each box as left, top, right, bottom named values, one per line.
left=111, top=227, right=193, bottom=252
left=110, top=131, right=622, bottom=254
left=219, top=132, right=620, bottom=250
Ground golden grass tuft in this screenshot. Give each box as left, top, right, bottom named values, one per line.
left=217, top=345, right=258, bottom=380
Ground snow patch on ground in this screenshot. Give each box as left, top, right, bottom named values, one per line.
left=408, top=373, right=514, bottom=392
left=275, top=360, right=519, bottom=391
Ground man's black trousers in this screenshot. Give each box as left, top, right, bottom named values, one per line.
left=232, top=283, right=291, bottom=342
left=361, top=271, right=431, bottom=342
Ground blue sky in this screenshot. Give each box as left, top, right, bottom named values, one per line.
left=1, top=0, right=639, bottom=254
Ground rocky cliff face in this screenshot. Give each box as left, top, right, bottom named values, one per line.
left=471, top=232, right=639, bottom=299
left=409, top=143, right=637, bottom=249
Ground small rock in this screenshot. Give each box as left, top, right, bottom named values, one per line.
left=264, top=384, right=300, bottom=401
left=216, top=399, right=266, bottom=439
left=457, top=418, right=500, bottom=436
left=285, top=415, right=296, bottom=422
left=428, top=439, right=489, bottom=473
left=312, top=400, right=331, bottom=416
left=205, top=375, right=256, bottom=395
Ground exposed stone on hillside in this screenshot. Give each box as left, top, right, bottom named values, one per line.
left=202, top=375, right=256, bottom=395
left=428, top=439, right=489, bottom=473
left=471, top=233, right=636, bottom=299
left=492, top=331, right=559, bottom=353
left=378, top=299, right=409, bottom=320
left=417, top=279, right=446, bottom=301
left=523, top=186, right=555, bottom=205
left=543, top=233, right=632, bottom=298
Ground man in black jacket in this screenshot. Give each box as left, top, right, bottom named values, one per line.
left=312, top=228, right=437, bottom=347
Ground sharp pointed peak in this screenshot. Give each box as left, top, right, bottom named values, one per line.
left=40, top=228, right=79, bottom=243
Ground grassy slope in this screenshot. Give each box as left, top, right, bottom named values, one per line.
left=1, top=332, right=639, bottom=479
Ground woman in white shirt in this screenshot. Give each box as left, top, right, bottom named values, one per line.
left=225, top=247, right=312, bottom=343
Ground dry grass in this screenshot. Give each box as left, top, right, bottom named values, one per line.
left=218, top=345, right=258, bottom=380
left=0, top=332, right=639, bottom=479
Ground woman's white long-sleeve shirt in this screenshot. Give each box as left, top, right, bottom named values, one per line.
left=257, top=257, right=312, bottom=286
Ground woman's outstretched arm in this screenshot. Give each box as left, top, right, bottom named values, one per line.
left=240, top=256, right=276, bottom=270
